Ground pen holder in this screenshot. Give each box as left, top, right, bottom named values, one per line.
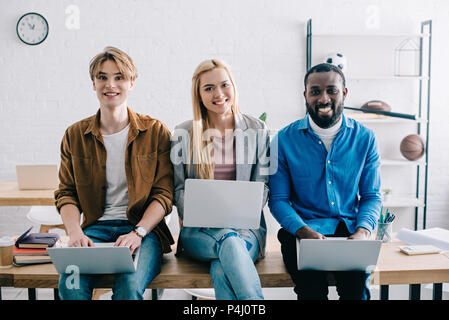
left=376, top=222, right=393, bottom=243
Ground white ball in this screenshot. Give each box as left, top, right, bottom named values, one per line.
left=324, top=52, right=347, bottom=72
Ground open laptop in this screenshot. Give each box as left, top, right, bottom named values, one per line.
left=183, top=179, right=264, bottom=229
left=47, top=243, right=139, bottom=274
left=16, top=165, right=59, bottom=190
left=296, top=238, right=382, bottom=271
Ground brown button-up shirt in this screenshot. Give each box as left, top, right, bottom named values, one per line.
left=54, top=107, right=174, bottom=253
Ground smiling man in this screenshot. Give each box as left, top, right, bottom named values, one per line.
left=54, top=47, right=174, bottom=300
left=269, top=63, right=382, bottom=300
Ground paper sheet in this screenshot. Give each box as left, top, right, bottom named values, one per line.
left=396, top=228, right=449, bottom=251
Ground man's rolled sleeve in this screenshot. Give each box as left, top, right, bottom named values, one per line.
left=54, top=129, right=81, bottom=213
left=148, top=125, right=174, bottom=215
left=356, top=133, right=382, bottom=233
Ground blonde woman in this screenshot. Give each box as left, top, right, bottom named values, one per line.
left=171, top=59, right=269, bottom=300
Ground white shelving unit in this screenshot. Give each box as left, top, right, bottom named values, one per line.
left=306, top=19, right=432, bottom=230
left=380, top=159, right=426, bottom=167
left=382, top=197, right=425, bottom=208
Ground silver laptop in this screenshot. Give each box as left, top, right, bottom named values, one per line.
left=47, top=243, right=139, bottom=274
left=183, top=179, right=264, bottom=229
left=296, top=238, right=382, bottom=271
left=16, top=165, right=59, bottom=190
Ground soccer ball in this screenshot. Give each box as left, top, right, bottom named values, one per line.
left=324, top=52, right=347, bottom=72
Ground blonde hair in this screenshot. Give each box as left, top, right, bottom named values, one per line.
left=89, top=46, right=138, bottom=81
left=189, top=59, right=240, bottom=179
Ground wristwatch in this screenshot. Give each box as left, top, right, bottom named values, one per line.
left=133, top=226, right=147, bottom=238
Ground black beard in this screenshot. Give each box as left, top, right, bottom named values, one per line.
left=306, top=101, right=343, bottom=129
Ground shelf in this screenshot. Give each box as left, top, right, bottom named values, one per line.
left=347, top=76, right=429, bottom=81
left=306, top=18, right=432, bottom=230
left=345, top=114, right=426, bottom=124
left=311, top=33, right=430, bottom=38
left=355, top=118, right=426, bottom=124
left=383, top=197, right=425, bottom=208
left=380, top=159, right=426, bottom=166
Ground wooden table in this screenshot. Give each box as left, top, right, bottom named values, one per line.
left=372, top=242, right=449, bottom=300
left=0, top=181, right=56, bottom=299
left=0, top=237, right=293, bottom=300
left=1, top=238, right=449, bottom=300
left=1, top=181, right=448, bottom=300
left=0, top=182, right=55, bottom=206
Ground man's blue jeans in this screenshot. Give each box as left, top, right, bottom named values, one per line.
left=58, top=220, right=162, bottom=300
left=180, top=227, right=264, bottom=300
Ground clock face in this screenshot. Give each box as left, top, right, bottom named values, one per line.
left=16, top=12, right=49, bottom=45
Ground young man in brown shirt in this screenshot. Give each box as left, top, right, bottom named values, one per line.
left=54, top=47, right=174, bottom=300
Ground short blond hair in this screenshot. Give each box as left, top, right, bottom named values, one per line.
left=89, top=46, right=138, bottom=81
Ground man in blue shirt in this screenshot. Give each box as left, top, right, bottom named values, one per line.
left=269, top=63, right=381, bottom=300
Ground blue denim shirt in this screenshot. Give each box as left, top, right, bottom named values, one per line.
left=268, top=115, right=381, bottom=236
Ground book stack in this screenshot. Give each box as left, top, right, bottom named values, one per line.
left=13, top=227, right=60, bottom=266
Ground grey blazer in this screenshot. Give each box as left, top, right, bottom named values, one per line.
left=171, top=113, right=270, bottom=258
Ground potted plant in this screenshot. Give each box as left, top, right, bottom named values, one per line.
left=382, top=188, right=392, bottom=202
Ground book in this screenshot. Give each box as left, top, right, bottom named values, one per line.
left=13, top=254, right=52, bottom=266
left=15, top=226, right=59, bottom=249
left=396, top=227, right=449, bottom=251
left=13, top=246, right=48, bottom=256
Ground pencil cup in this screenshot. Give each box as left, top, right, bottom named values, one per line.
left=0, top=236, right=14, bottom=268
left=376, top=222, right=393, bottom=243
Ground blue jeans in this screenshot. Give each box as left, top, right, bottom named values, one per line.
left=58, top=220, right=162, bottom=300
left=180, top=227, right=263, bottom=300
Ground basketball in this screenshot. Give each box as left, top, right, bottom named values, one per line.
left=400, top=134, right=425, bottom=160
left=361, top=100, right=391, bottom=112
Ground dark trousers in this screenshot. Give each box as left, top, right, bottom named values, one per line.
left=277, top=222, right=371, bottom=300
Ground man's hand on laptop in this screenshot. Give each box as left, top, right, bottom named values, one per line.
left=114, top=232, right=141, bottom=254
left=348, top=227, right=370, bottom=240
left=68, top=231, right=94, bottom=247
left=296, top=225, right=326, bottom=240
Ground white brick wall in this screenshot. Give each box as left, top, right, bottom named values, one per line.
left=1, top=0, right=448, bottom=236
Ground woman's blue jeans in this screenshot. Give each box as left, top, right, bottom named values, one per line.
left=180, top=226, right=264, bottom=300
left=58, top=220, right=162, bottom=300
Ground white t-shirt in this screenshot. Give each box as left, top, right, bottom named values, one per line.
left=308, top=115, right=342, bottom=152
left=98, top=124, right=130, bottom=221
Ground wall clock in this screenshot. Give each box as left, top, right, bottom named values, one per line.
left=16, top=12, right=49, bottom=45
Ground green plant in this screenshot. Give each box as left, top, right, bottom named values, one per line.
left=259, top=112, right=267, bottom=122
